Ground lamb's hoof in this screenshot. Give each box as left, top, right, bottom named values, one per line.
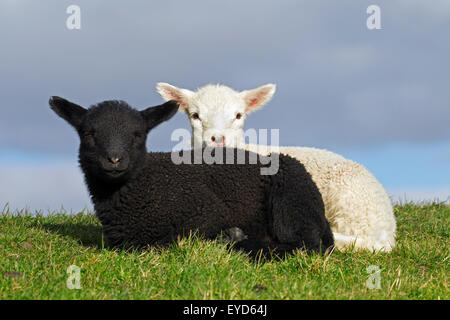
left=218, top=227, right=248, bottom=244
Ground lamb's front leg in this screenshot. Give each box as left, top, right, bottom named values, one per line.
left=173, top=197, right=237, bottom=242
left=216, top=227, right=248, bottom=244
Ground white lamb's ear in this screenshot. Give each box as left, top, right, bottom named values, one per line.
left=156, top=82, right=194, bottom=111
left=239, top=84, right=276, bottom=113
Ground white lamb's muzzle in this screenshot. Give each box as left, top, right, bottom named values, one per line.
left=202, top=129, right=243, bottom=148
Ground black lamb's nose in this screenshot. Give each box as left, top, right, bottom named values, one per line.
left=108, top=157, right=121, bottom=164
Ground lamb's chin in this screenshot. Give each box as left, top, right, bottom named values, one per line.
left=100, top=169, right=129, bottom=182
left=204, top=142, right=229, bottom=148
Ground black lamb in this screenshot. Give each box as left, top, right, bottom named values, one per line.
left=49, top=96, right=333, bottom=257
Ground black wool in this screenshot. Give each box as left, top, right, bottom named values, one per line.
left=49, top=97, right=334, bottom=257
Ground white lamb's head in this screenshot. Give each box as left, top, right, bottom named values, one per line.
left=156, top=83, right=276, bottom=148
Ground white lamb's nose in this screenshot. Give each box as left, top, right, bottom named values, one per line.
left=211, top=135, right=226, bottom=146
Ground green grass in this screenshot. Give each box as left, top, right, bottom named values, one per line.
left=0, top=203, right=448, bottom=300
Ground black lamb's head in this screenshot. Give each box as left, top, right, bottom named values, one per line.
left=49, top=96, right=179, bottom=183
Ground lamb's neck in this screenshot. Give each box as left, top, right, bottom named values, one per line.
left=84, top=175, right=122, bottom=203
left=81, top=163, right=145, bottom=205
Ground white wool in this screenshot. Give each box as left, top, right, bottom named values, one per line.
left=246, top=145, right=396, bottom=252
left=156, top=83, right=397, bottom=252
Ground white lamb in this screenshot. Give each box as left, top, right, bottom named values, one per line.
left=157, top=82, right=397, bottom=252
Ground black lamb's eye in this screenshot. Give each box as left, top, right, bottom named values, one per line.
left=84, top=131, right=95, bottom=138
left=236, top=113, right=242, bottom=120
left=192, top=113, right=200, bottom=120
left=84, top=132, right=95, bottom=145
left=133, top=131, right=145, bottom=145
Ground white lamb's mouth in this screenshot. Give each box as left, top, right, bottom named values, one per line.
left=206, top=143, right=226, bottom=148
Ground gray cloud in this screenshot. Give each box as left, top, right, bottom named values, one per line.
left=0, top=0, right=449, bottom=153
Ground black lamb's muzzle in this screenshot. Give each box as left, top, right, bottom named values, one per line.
left=99, top=153, right=130, bottom=176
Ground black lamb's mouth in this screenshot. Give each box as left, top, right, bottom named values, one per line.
left=103, top=168, right=128, bottom=177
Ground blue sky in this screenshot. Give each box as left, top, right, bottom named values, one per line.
left=1, top=0, right=449, bottom=211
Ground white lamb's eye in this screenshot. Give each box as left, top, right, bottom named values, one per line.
left=192, top=113, right=200, bottom=120
left=236, top=113, right=242, bottom=120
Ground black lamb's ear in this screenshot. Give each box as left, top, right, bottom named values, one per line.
left=49, top=96, right=87, bottom=130
left=141, top=100, right=179, bottom=131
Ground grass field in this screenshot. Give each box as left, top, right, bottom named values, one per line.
left=0, top=203, right=448, bottom=300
